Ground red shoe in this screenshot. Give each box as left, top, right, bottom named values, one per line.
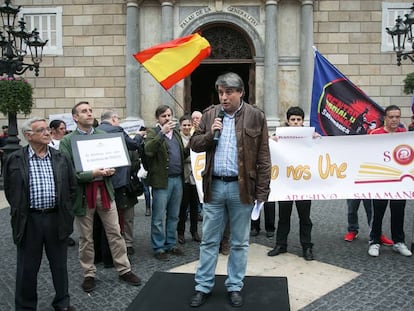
left=344, top=231, right=358, bottom=242
left=380, top=235, right=393, bottom=246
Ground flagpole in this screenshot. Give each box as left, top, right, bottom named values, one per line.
left=143, top=68, right=187, bottom=113
left=164, top=88, right=186, bottom=113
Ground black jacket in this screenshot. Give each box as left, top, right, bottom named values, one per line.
left=3, top=146, right=77, bottom=245
left=96, top=121, right=144, bottom=188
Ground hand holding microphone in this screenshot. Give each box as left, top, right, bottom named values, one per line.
left=213, top=110, right=225, bottom=145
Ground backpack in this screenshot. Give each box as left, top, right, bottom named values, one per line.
left=125, top=150, right=144, bottom=197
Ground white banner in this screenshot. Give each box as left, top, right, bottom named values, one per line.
left=49, top=113, right=77, bottom=131
left=119, top=120, right=145, bottom=137
left=191, top=131, right=414, bottom=202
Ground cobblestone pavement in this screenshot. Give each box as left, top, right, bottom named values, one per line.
left=0, top=196, right=413, bottom=310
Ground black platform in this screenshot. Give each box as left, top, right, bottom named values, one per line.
left=127, top=271, right=290, bottom=311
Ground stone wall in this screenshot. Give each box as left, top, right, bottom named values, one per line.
left=2, top=0, right=413, bottom=131
left=314, top=0, right=413, bottom=125
left=7, top=0, right=127, bottom=130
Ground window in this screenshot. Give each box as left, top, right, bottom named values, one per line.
left=381, top=2, right=414, bottom=52
left=18, top=7, right=63, bottom=56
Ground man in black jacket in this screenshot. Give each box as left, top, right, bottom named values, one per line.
left=97, top=110, right=145, bottom=255
left=3, top=117, right=77, bottom=311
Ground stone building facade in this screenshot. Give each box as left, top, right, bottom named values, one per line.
left=3, top=0, right=413, bottom=130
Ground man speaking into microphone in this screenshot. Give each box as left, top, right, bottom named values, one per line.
left=189, top=72, right=271, bottom=308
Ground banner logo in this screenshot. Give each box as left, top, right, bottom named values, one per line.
left=356, top=144, right=414, bottom=184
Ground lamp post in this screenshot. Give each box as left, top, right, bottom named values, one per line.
left=0, top=0, right=47, bottom=154
left=386, top=3, right=414, bottom=66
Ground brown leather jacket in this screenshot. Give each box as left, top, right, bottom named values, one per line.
left=190, top=103, right=271, bottom=204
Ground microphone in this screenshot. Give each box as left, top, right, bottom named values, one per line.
left=213, top=110, right=225, bottom=145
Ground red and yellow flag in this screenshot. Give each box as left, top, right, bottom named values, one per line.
left=133, top=33, right=211, bottom=90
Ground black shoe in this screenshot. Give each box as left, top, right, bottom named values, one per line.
left=228, top=291, right=243, bottom=307
left=81, top=277, right=96, bottom=293
left=67, top=237, right=75, bottom=246
left=119, top=271, right=142, bottom=286
left=303, top=248, right=314, bottom=261
left=220, top=240, right=230, bottom=255
left=192, top=232, right=201, bottom=242
left=267, top=245, right=287, bottom=257
left=250, top=228, right=259, bottom=236
left=154, top=252, right=169, bottom=261
left=167, top=246, right=184, bottom=256
left=190, top=291, right=210, bottom=307
left=127, top=246, right=135, bottom=255
left=266, top=231, right=275, bottom=238
left=178, top=234, right=185, bottom=244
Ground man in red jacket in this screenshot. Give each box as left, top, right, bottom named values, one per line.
left=368, top=105, right=412, bottom=257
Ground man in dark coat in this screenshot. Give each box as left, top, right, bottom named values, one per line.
left=96, top=110, right=146, bottom=255
left=3, top=117, right=77, bottom=311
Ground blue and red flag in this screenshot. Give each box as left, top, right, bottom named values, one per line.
left=310, top=50, right=384, bottom=136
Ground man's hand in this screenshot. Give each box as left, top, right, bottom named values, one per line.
left=161, top=121, right=177, bottom=134
left=93, top=168, right=116, bottom=178
left=137, top=130, right=147, bottom=138
left=211, top=117, right=223, bottom=135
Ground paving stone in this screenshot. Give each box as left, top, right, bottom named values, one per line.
left=0, top=197, right=413, bottom=310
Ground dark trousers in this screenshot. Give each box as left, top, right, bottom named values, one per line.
left=251, top=201, right=275, bottom=232
left=370, top=199, right=406, bottom=244
left=93, top=213, right=113, bottom=266
left=16, top=213, right=70, bottom=310
left=222, top=221, right=230, bottom=241
left=142, top=179, right=151, bottom=209
left=276, top=200, right=313, bottom=249
left=347, top=199, right=372, bottom=233
left=177, top=183, right=199, bottom=234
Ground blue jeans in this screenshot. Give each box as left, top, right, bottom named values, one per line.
left=195, top=179, right=253, bottom=293
left=347, top=199, right=372, bottom=233
left=151, top=176, right=183, bottom=253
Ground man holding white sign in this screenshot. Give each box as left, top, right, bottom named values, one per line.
left=59, top=101, right=142, bottom=293
left=267, top=106, right=318, bottom=261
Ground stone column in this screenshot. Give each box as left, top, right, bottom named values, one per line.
left=264, top=0, right=279, bottom=128
left=125, top=0, right=142, bottom=120
left=159, top=1, right=175, bottom=108
left=299, top=0, right=314, bottom=117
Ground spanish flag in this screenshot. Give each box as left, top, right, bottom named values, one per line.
left=133, top=33, right=211, bottom=90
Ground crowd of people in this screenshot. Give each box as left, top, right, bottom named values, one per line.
left=2, top=72, right=413, bottom=310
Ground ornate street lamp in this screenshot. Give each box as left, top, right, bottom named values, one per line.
left=0, top=0, right=47, bottom=154
left=386, top=3, right=414, bottom=66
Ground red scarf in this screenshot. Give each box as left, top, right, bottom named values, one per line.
left=86, top=181, right=111, bottom=210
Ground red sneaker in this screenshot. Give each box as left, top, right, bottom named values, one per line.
left=380, top=235, right=393, bottom=246
left=344, top=231, right=358, bottom=242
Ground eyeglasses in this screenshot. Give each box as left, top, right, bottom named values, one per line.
left=27, top=127, right=51, bottom=134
